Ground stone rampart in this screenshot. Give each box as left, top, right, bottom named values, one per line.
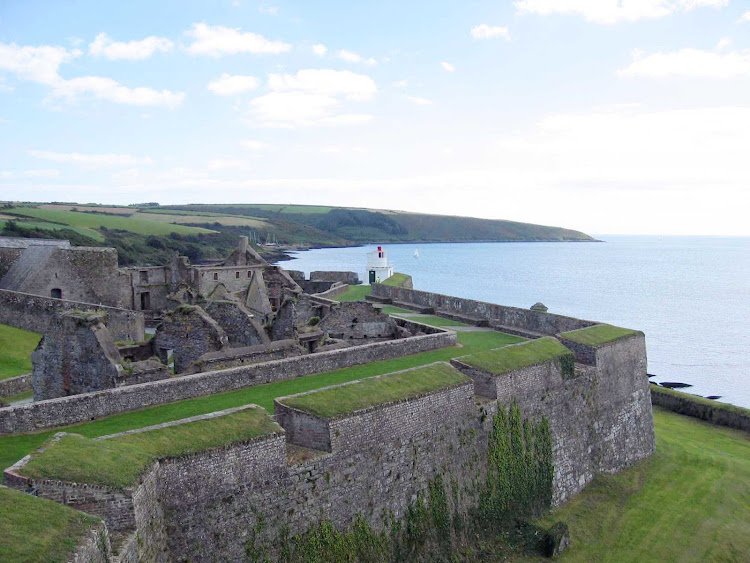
left=0, top=288, right=144, bottom=342
left=371, top=284, right=595, bottom=336
left=451, top=333, right=654, bottom=504
left=0, top=329, right=456, bottom=434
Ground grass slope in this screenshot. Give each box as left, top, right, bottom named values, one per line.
left=7, top=207, right=214, bottom=236
left=20, top=406, right=279, bottom=488
left=0, top=330, right=523, bottom=471
left=0, top=485, right=100, bottom=563
left=0, top=325, right=42, bottom=382
left=527, top=407, right=750, bottom=562
left=333, top=285, right=372, bottom=302
left=280, top=362, right=467, bottom=418
left=381, top=272, right=411, bottom=287
left=457, top=336, right=572, bottom=374
left=559, top=324, right=641, bottom=347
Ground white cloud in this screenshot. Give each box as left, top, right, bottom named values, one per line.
left=0, top=41, right=183, bottom=107
left=312, top=44, right=327, bottom=56
left=716, top=37, right=731, bottom=50
left=337, top=49, right=377, bottom=65
left=406, top=95, right=433, bottom=106
left=207, top=73, right=259, bottom=95
left=51, top=76, right=185, bottom=107
left=514, top=0, right=729, bottom=24
left=207, top=158, right=249, bottom=170
left=258, top=4, right=278, bottom=15
left=28, top=150, right=152, bottom=167
left=0, top=42, right=80, bottom=84
left=619, top=48, right=750, bottom=78
left=470, top=24, right=511, bottom=40
left=185, top=23, right=291, bottom=56
left=0, top=169, right=60, bottom=179
left=739, top=11, right=750, bottom=22
left=441, top=62, right=455, bottom=72
left=88, top=33, right=173, bottom=60
left=241, top=139, right=269, bottom=151
left=267, top=69, right=376, bottom=101
left=392, top=79, right=408, bottom=88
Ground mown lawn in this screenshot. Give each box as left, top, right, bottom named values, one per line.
left=0, top=486, right=100, bottom=563
left=0, top=324, right=42, bottom=382
left=6, top=207, right=214, bottom=237
left=333, top=284, right=372, bottom=302
left=394, top=314, right=469, bottom=327
left=524, top=407, right=750, bottom=562
left=0, top=330, right=522, bottom=471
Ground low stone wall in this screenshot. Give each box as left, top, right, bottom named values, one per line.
left=0, top=374, right=32, bottom=398
left=312, top=283, right=350, bottom=300
left=0, top=330, right=457, bottom=434
left=371, top=284, right=595, bottom=336
left=311, top=271, right=360, bottom=285
left=0, top=288, right=144, bottom=342
left=185, top=340, right=303, bottom=373
left=650, top=385, right=750, bottom=433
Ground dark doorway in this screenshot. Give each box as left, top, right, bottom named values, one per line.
left=369, top=270, right=376, bottom=283
left=140, top=292, right=151, bottom=310
left=50, top=288, right=62, bottom=299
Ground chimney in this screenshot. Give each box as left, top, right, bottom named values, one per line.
left=238, top=236, right=249, bottom=256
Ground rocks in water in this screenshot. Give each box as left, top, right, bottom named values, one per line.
left=647, top=373, right=658, bottom=378
left=660, top=382, right=692, bottom=389
left=705, top=395, right=722, bottom=400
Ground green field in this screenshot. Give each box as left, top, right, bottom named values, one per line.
left=279, top=362, right=467, bottom=418
left=6, top=207, right=215, bottom=237
left=381, top=272, right=411, bottom=287
left=394, top=314, right=469, bottom=327
left=0, top=486, right=100, bottom=563
left=20, top=406, right=279, bottom=488
left=0, top=330, right=521, bottom=471
left=525, top=407, right=750, bottom=562
left=0, top=325, right=41, bottom=382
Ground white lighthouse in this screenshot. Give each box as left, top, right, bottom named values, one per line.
left=366, top=246, right=393, bottom=284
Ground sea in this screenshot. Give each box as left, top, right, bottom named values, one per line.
left=285, top=236, right=750, bottom=409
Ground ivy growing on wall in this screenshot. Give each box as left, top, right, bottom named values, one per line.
left=258, top=402, right=558, bottom=562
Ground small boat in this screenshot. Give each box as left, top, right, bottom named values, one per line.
left=414, top=249, right=419, bottom=259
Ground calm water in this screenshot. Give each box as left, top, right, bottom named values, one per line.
left=285, top=236, right=750, bottom=409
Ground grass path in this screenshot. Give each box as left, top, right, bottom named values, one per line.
left=0, top=330, right=521, bottom=471
left=527, top=407, right=750, bottom=562
left=0, top=325, right=41, bottom=382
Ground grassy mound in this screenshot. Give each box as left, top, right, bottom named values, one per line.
left=558, top=324, right=641, bottom=347
left=333, top=285, right=372, bottom=302
left=0, top=324, right=42, bottom=382
left=19, top=406, right=280, bottom=488
left=381, top=272, right=411, bottom=287
left=0, top=485, right=100, bottom=562
left=457, top=337, right=573, bottom=374
left=278, top=362, right=468, bottom=419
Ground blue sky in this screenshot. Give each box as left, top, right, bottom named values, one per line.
left=1, top=0, right=749, bottom=235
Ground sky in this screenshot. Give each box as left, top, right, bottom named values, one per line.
left=1, top=0, right=749, bottom=236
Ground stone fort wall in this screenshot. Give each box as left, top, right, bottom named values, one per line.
left=371, top=284, right=595, bottom=336
left=0, top=326, right=456, bottom=434
left=4, top=331, right=655, bottom=561
left=0, top=288, right=145, bottom=342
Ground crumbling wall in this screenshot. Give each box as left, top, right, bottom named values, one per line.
left=320, top=301, right=398, bottom=340
left=270, top=298, right=297, bottom=341
left=0, top=288, right=145, bottom=342
left=204, top=300, right=269, bottom=348
left=153, top=306, right=228, bottom=373
left=32, top=311, right=124, bottom=401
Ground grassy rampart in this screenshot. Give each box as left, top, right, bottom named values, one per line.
left=456, top=337, right=573, bottom=374
left=0, top=324, right=41, bottom=382
left=18, top=406, right=280, bottom=488
left=558, top=324, right=641, bottom=347
left=278, top=362, right=468, bottom=418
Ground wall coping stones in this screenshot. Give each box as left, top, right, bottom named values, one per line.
left=557, top=324, right=643, bottom=347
